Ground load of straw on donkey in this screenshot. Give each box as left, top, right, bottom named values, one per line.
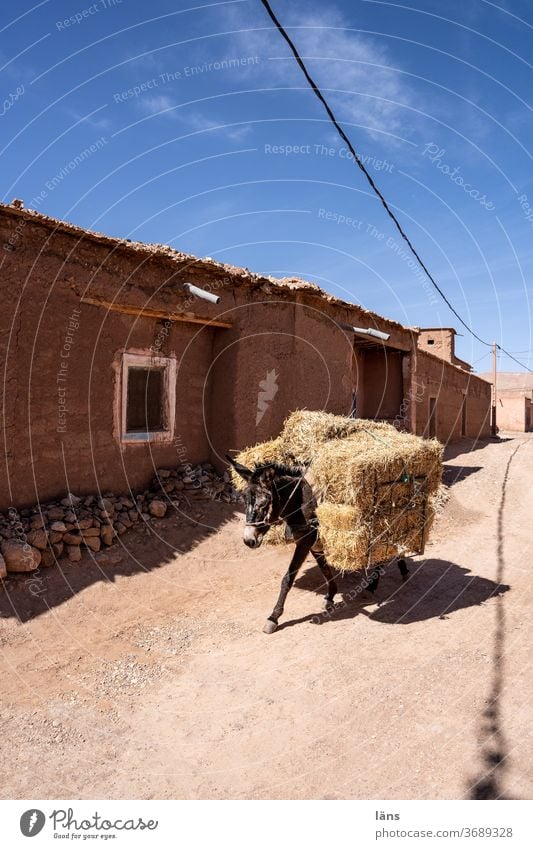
left=227, top=410, right=443, bottom=633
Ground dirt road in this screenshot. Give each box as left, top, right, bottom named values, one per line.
left=1, top=435, right=532, bottom=800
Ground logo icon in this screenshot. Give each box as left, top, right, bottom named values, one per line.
left=20, top=809, right=46, bottom=837
left=256, top=369, right=279, bottom=425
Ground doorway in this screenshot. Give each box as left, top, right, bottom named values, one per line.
left=461, top=395, right=467, bottom=437
left=352, top=344, right=404, bottom=423
left=428, top=396, right=437, bottom=438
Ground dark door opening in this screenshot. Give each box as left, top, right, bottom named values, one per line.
left=461, top=396, right=467, bottom=437
left=428, top=396, right=437, bottom=438
left=353, top=345, right=404, bottom=423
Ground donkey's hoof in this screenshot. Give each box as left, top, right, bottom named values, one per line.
left=323, top=597, right=335, bottom=612
left=263, top=619, right=278, bottom=634
left=398, top=559, right=409, bottom=581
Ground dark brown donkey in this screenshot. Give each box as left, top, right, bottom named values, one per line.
left=226, top=456, right=338, bottom=633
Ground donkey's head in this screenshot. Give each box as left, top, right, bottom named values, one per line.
left=226, top=456, right=278, bottom=548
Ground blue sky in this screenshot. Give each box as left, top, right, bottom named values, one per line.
left=2, top=0, right=532, bottom=371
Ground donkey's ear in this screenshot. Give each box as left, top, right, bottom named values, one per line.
left=259, top=465, right=276, bottom=483
left=226, top=454, right=253, bottom=481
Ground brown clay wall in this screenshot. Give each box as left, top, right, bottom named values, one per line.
left=495, top=394, right=528, bottom=432
left=0, top=214, right=214, bottom=510
left=206, top=295, right=357, bottom=464
left=206, top=283, right=417, bottom=464
left=418, top=328, right=454, bottom=362
left=413, top=350, right=491, bottom=442
left=0, top=205, right=418, bottom=505
left=478, top=372, right=533, bottom=393
left=418, top=328, right=471, bottom=372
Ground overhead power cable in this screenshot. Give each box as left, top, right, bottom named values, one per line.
left=496, top=346, right=533, bottom=371
left=259, top=0, right=533, bottom=373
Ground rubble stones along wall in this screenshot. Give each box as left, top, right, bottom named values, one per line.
left=0, top=463, right=240, bottom=575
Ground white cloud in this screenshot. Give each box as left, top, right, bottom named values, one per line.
left=141, top=94, right=175, bottom=115
left=288, top=19, right=415, bottom=139
left=222, top=3, right=419, bottom=142
left=66, top=107, right=111, bottom=131
left=136, top=2, right=418, bottom=145
left=179, top=109, right=253, bottom=141
left=139, top=95, right=253, bottom=141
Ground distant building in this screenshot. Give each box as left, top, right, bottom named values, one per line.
left=477, top=372, right=533, bottom=432
left=417, top=328, right=472, bottom=372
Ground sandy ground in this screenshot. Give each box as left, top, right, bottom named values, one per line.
left=1, top=434, right=532, bottom=800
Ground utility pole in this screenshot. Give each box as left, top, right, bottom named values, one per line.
left=491, top=342, right=497, bottom=436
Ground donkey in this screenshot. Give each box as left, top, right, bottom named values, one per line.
left=227, top=456, right=338, bottom=633
left=227, top=456, right=411, bottom=633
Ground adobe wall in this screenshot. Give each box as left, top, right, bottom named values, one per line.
left=478, top=372, right=533, bottom=393
left=418, top=328, right=471, bottom=372
left=0, top=206, right=418, bottom=505
left=205, top=281, right=417, bottom=464
left=206, top=294, right=358, bottom=464
left=418, top=329, right=454, bottom=362
left=0, top=213, right=214, bottom=510
left=495, top=394, right=528, bottom=432
left=413, top=350, right=491, bottom=442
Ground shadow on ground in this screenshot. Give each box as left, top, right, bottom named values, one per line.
left=0, top=500, right=238, bottom=623
left=274, top=557, right=509, bottom=631
left=442, top=464, right=483, bottom=486
left=465, top=442, right=523, bottom=800
left=443, top=436, right=513, bottom=462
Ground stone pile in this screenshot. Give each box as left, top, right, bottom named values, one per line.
left=150, top=462, right=241, bottom=504
left=0, top=462, right=241, bottom=576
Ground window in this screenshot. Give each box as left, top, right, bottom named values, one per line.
left=427, top=338, right=435, bottom=345
left=120, top=353, right=176, bottom=443
left=126, top=367, right=164, bottom=432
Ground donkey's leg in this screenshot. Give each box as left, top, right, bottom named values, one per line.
left=311, top=549, right=337, bottom=608
left=397, top=557, right=409, bottom=581
left=366, top=567, right=381, bottom=595
left=263, top=540, right=311, bottom=634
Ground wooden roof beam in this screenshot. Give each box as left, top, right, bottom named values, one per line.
left=80, top=297, right=232, bottom=328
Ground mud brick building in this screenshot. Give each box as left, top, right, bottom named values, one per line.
left=477, top=371, right=533, bottom=432
left=0, top=201, right=491, bottom=509
left=417, top=327, right=472, bottom=372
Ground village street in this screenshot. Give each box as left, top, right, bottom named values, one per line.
left=1, top=433, right=532, bottom=800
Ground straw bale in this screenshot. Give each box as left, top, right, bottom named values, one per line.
left=309, top=430, right=442, bottom=508
left=263, top=523, right=289, bottom=546
left=231, top=438, right=288, bottom=491
left=231, top=411, right=443, bottom=571
left=316, top=500, right=437, bottom=572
